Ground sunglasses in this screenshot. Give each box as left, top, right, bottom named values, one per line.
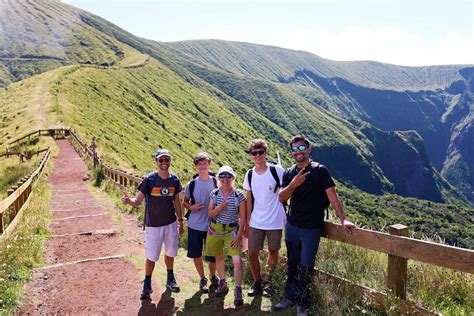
left=291, top=145, right=308, bottom=153
left=158, top=157, right=170, bottom=163
left=250, top=149, right=266, bottom=156
left=218, top=172, right=234, bottom=179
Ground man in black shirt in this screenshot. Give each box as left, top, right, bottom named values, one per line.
left=275, top=135, right=356, bottom=315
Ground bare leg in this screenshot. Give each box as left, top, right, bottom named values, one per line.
left=232, top=256, right=242, bottom=287
left=209, top=261, right=217, bottom=277
left=266, top=250, right=279, bottom=277
left=216, top=256, right=225, bottom=279
left=248, top=250, right=262, bottom=282
left=193, top=257, right=205, bottom=278
left=164, top=255, right=174, bottom=270
left=145, top=259, right=155, bottom=275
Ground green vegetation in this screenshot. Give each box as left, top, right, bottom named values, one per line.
left=0, top=176, right=52, bottom=314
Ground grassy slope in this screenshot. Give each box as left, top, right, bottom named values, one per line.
left=51, top=58, right=289, bottom=180
left=0, top=0, right=127, bottom=86
left=162, top=40, right=467, bottom=91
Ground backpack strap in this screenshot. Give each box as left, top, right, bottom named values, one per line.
left=269, top=165, right=281, bottom=193
left=247, top=169, right=255, bottom=212
left=143, top=172, right=156, bottom=230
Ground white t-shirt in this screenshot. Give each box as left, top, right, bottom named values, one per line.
left=242, top=164, right=286, bottom=230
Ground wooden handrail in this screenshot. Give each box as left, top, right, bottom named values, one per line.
left=322, top=222, right=473, bottom=274
left=0, top=148, right=51, bottom=240
left=7, top=128, right=69, bottom=147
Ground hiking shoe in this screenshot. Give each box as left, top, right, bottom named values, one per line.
left=262, top=281, right=274, bottom=297
left=215, top=279, right=229, bottom=297
left=296, top=304, right=309, bottom=316
left=166, top=274, right=181, bottom=293
left=209, top=275, right=219, bottom=290
left=140, top=278, right=153, bottom=300
left=274, top=298, right=294, bottom=311
left=199, top=276, right=209, bottom=294
left=234, top=286, right=244, bottom=306
left=247, top=281, right=261, bottom=297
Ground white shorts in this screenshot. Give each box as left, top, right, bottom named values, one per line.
left=144, top=222, right=179, bottom=262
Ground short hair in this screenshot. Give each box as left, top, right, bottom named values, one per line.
left=289, top=134, right=310, bottom=148
left=193, top=152, right=212, bottom=165
left=248, top=139, right=268, bottom=153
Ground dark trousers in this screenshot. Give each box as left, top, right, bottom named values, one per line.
left=284, top=222, right=322, bottom=307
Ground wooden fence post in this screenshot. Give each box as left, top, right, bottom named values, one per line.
left=387, top=224, right=409, bottom=299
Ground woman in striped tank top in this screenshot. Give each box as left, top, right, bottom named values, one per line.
left=206, top=165, right=246, bottom=306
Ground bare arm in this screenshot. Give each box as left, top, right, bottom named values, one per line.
left=122, top=191, right=145, bottom=207
left=174, top=193, right=183, bottom=220
left=326, top=187, right=356, bottom=231
left=175, top=193, right=184, bottom=236
left=183, top=195, right=204, bottom=212
left=245, top=190, right=252, bottom=226
left=231, top=200, right=246, bottom=249
left=208, top=198, right=228, bottom=218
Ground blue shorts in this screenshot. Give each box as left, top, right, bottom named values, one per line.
left=187, top=226, right=216, bottom=263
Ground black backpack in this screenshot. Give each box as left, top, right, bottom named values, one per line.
left=185, top=172, right=217, bottom=219
left=247, top=165, right=285, bottom=212
left=144, top=172, right=180, bottom=228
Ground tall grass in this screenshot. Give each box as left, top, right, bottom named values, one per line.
left=0, top=175, right=51, bottom=314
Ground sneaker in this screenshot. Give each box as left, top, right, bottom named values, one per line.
left=140, top=278, right=153, bottom=300
left=247, top=281, right=261, bottom=297
left=234, top=286, right=244, bottom=306
left=274, top=298, right=294, bottom=311
left=296, top=304, right=309, bottom=316
left=166, top=274, right=181, bottom=293
left=262, top=281, right=274, bottom=297
left=209, top=275, right=219, bottom=290
left=199, top=276, right=209, bottom=294
left=215, top=279, right=229, bottom=297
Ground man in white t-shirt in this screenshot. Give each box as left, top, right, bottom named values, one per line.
left=243, top=139, right=286, bottom=297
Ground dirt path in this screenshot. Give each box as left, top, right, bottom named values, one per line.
left=17, top=140, right=276, bottom=315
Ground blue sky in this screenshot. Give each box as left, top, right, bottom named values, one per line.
left=63, top=0, right=473, bottom=66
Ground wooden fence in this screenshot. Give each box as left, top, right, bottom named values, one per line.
left=0, top=148, right=51, bottom=241
left=3, top=128, right=473, bottom=314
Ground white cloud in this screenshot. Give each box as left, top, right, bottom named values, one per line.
left=265, top=26, right=474, bottom=66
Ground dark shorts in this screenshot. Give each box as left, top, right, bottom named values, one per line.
left=248, top=227, right=282, bottom=252
left=187, top=226, right=215, bottom=263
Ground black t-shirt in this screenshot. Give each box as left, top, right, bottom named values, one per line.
left=138, top=173, right=182, bottom=227
left=282, top=162, right=335, bottom=229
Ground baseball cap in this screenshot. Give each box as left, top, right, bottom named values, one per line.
left=217, top=165, right=236, bottom=178
left=154, top=149, right=171, bottom=159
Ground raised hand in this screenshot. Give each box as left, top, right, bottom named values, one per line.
left=291, top=168, right=310, bottom=188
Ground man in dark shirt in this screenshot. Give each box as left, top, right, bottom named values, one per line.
left=122, top=149, right=184, bottom=300
left=275, top=135, right=356, bottom=315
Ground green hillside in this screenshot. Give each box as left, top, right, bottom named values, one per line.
left=1, top=0, right=472, bottom=248
left=163, top=40, right=466, bottom=91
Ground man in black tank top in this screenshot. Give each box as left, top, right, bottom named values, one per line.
left=275, top=135, right=356, bottom=315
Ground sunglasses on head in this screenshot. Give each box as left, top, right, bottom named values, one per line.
left=218, top=172, right=234, bottom=179
left=250, top=149, right=266, bottom=156
left=291, top=145, right=308, bottom=153
left=158, top=157, right=170, bottom=163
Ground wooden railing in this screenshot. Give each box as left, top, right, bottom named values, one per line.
left=0, top=148, right=51, bottom=241
left=7, top=128, right=69, bottom=148
left=0, top=147, right=50, bottom=159
left=4, top=128, right=472, bottom=314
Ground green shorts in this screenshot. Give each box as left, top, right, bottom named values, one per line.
left=205, top=221, right=241, bottom=257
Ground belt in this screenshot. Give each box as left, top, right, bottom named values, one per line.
left=210, top=218, right=238, bottom=228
